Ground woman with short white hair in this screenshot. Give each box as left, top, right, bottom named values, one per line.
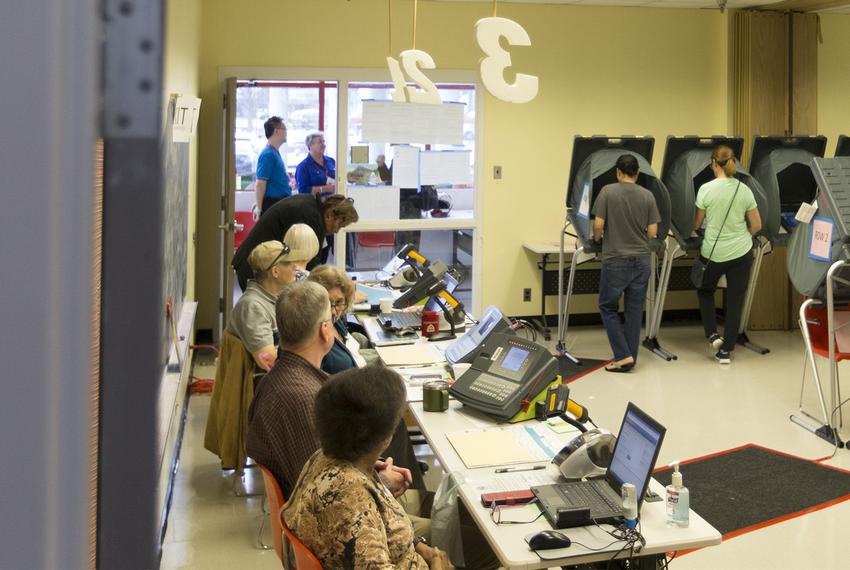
left=295, top=131, right=336, bottom=195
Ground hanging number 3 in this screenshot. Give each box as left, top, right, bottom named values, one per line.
left=385, top=17, right=538, bottom=105
left=475, top=17, right=538, bottom=104
left=387, top=50, right=442, bottom=104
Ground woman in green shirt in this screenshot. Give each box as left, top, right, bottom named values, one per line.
left=692, top=146, right=762, bottom=364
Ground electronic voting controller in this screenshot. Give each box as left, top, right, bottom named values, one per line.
left=449, top=333, right=559, bottom=420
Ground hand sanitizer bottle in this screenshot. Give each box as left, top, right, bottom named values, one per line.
left=666, top=461, right=690, bottom=528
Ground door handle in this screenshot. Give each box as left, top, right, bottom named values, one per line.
left=217, top=220, right=244, bottom=232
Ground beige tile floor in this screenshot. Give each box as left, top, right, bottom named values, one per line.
left=162, top=324, right=850, bottom=569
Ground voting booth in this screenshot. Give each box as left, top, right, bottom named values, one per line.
left=749, top=136, right=827, bottom=240
left=836, top=135, right=850, bottom=158
left=654, top=137, right=772, bottom=358
left=788, top=157, right=850, bottom=448
left=556, top=136, right=672, bottom=363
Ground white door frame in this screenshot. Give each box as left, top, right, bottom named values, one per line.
left=217, top=66, right=484, bottom=315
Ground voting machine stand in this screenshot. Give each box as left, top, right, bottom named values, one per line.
left=789, top=157, right=850, bottom=448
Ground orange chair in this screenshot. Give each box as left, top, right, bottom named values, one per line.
left=257, top=464, right=286, bottom=562
left=281, top=519, right=323, bottom=570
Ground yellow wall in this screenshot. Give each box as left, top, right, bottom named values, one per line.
left=195, top=0, right=728, bottom=329
left=164, top=0, right=201, bottom=305
left=818, top=14, right=850, bottom=157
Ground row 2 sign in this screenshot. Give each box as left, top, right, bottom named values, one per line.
left=386, top=17, right=539, bottom=105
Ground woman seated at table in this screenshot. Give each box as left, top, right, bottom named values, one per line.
left=307, top=264, right=424, bottom=492
left=227, top=224, right=319, bottom=372
left=306, top=265, right=376, bottom=373
left=283, top=367, right=453, bottom=570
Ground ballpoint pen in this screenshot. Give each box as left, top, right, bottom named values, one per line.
left=494, top=465, right=547, bottom=474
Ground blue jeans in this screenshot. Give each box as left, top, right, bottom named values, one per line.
left=598, top=256, right=651, bottom=362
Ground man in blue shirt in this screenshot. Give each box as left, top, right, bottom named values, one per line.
left=295, top=132, right=336, bottom=195
left=254, top=116, right=292, bottom=220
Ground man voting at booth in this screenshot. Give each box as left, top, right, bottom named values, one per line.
left=592, top=154, right=660, bottom=373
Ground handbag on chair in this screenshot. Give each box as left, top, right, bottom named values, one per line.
left=690, top=180, right=741, bottom=289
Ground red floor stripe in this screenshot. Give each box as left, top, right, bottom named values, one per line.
left=561, top=359, right=611, bottom=385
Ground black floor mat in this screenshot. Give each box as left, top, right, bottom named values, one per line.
left=556, top=355, right=608, bottom=384
left=653, top=444, right=850, bottom=538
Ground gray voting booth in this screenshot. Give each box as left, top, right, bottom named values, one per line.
left=749, top=135, right=827, bottom=240
left=654, top=136, right=772, bottom=359
left=557, top=136, right=671, bottom=363
left=836, top=135, right=850, bottom=158
left=788, top=157, right=850, bottom=448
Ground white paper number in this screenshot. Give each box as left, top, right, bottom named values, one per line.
left=475, top=17, right=538, bottom=104
left=386, top=50, right=442, bottom=105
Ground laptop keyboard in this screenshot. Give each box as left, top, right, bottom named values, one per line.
left=381, top=312, right=421, bottom=329
left=561, top=480, right=621, bottom=514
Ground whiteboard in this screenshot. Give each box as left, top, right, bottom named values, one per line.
left=420, top=150, right=472, bottom=185
left=362, top=100, right=464, bottom=145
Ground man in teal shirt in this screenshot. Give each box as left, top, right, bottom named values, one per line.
left=254, top=116, right=292, bottom=220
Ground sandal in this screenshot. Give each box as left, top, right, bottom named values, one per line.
left=605, top=359, right=635, bottom=373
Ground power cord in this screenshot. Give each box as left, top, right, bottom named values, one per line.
left=510, top=318, right=538, bottom=342
left=826, top=394, right=850, bottom=459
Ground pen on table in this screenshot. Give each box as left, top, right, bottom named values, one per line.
left=494, top=465, right=547, bottom=474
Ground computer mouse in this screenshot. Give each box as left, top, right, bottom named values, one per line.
left=528, top=530, right=571, bottom=550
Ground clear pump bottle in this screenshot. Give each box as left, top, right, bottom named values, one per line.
left=665, top=461, right=690, bottom=528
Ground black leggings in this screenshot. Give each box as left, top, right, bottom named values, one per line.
left=697, top=251, right=753, bottom=352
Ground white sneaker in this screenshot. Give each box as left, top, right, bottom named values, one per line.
left=715, top=350, right=731, bottom=364
left=708, top=334, right=724, bottom=351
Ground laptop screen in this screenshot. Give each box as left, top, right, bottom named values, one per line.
left=376, top=255, right=406, bottom=279
left=606, top=403, right=666, bottom=508
left=423, top=272, right=459, bottom=313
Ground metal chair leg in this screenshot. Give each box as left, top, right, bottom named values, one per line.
left=233, top=465, right=263, bottom=497
left=256, top=491, right=272, bottom=550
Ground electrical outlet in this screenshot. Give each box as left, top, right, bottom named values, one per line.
left=493, top=165, right=502, bottom=179
left=523, top=288, right=531, bottom=302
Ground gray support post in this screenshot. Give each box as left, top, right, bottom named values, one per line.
left=98, top=1, right=165, bottom=568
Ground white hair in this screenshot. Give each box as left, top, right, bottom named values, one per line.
left=305, top=132, right=324, bottom=149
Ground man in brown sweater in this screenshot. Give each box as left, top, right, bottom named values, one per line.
left=246, top=281, right=411, bottom=499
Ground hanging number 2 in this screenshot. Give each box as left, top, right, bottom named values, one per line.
left=387, top=50, right=442, bottom=105
left=385, top=18, right=538, bottom=105
left=475, top=17, right=538, bottom=104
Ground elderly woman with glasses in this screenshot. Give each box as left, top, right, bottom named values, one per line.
left=305, top=265, right=371, bottom=374
left=226, top=224, right=319, bottom=372
left=284, top=366, right=453, bottom=570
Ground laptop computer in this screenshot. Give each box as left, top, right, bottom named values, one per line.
left=361, top=316, right=418, bottom=347
left=348, top=251, right=408, bottom=284
left=532, top=402, right=666, bottom=528
left=380, top=272, right=462, bottom=331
